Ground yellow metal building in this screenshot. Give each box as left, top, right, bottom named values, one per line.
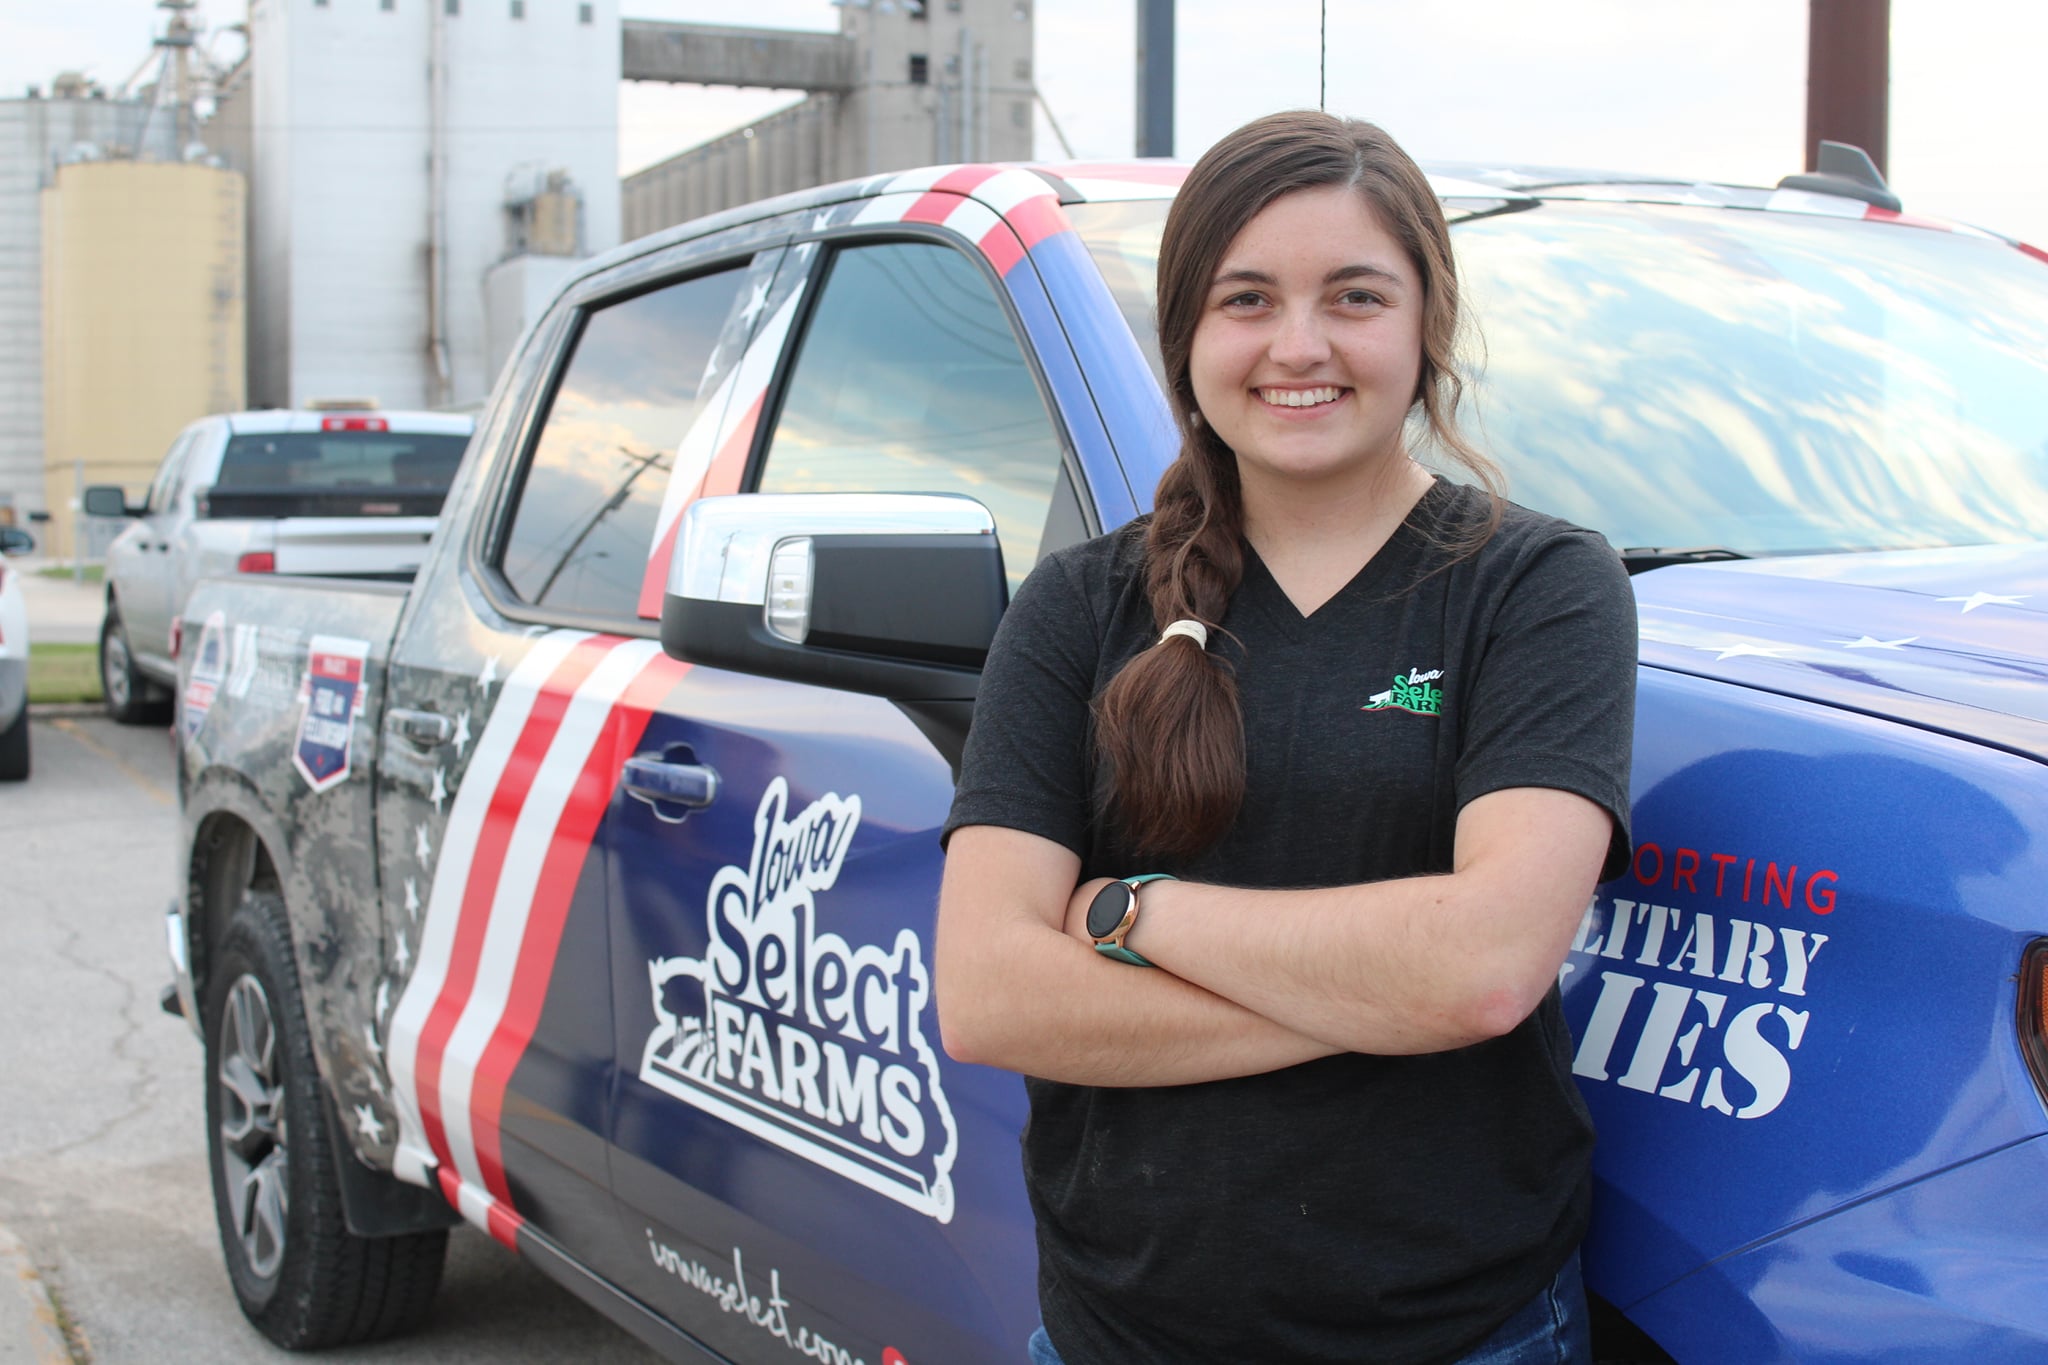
left=41, top=158, right=245, bottom=557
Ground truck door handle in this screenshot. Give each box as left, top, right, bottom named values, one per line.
left=622, top=753, right=720, bottom=823
left=387, top=708, right=452, bottom=747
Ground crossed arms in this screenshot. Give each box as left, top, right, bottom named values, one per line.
left=934, top=786, right=1612, bottom=1086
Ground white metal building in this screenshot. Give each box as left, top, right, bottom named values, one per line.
left=226, top=0, right=623, bottom=413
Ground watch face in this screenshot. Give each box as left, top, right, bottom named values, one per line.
left=1086, top=881, right=1135, bottom=940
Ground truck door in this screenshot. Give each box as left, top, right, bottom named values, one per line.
left=604, top=230, right=1093, bottom=1363
left=375, top=246, right=761, bottom=1287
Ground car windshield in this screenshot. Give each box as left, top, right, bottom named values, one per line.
left=1068, top=197, right=2048, bottom=554
left=215, top=430, right=471, bottom=492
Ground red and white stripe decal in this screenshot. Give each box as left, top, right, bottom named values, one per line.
left=1766, top=186, right=2003, bottom=241
left=876, top=164, right=1074, bottom=273
left=388, top=633, right=685, bottom=1246
left=635, top=288, right=807, bottom=620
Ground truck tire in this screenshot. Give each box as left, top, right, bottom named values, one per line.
left=100, top=603, right=169, bottom=726
left=0, top=702, right=27, bottom=781
left=204, top=890, right=447, bottom=1348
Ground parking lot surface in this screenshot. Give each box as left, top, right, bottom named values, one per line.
left=0, top=712, right=655, bottom=1363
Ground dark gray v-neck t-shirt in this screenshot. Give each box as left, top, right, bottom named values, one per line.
left=944, top=480, right=1637, bottom=1365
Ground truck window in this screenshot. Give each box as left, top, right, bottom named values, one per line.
left=499, top=264, right=749, bottom=618
left=755, top=240, right=1076, bottom=590
left=170, top=425, right=220, bottom=508
left=214, top=431, right=470, bottom=492
left=146, top=429, right=198, bottom=514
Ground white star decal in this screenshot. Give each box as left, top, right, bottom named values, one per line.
left=810, top=209, right=834, bottom=233
left=363, top=1023, right=382, bottom=1062
left=739, top=278, right=770, bottom=327
left=415, top=821, right=432, bottom=864
left=363, top=1066, right=386, bottom=1097
left=404, top=877, right=420, bottom=919
left=376, top=979, right=392, bottom=1021
left=1831, top=635, right=1917, bottom=650
left=1696, top=642, right=1788, bottom=662
left=354, top=1103, right=386, bottom=1144
left=1937, top=591, right=2029, bottom=613
left=452, top=710, right=472, bottom=756
left=394, top=930, right=411, bottom=971
left=430, top=766, right=448, bottom=814
left=477, top=654, right=500, bottom=695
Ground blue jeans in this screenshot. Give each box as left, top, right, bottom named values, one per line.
left=1025, top=1251, right=1591, bottom=1364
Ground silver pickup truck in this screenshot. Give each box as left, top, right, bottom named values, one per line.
left=86, top=407, right=474, bottom=723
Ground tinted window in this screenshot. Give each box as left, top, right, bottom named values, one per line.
left=216, top=431, right=471, bottom=491
left=756, top=241, right=1076, bottom=589
left=1067, top=197, right=2048, bottom=555
left=147, top=429, right=196, bottom=514
left=501, top=265, right=748, bottom=617
left=1454, top=203, right=2048, bottom=553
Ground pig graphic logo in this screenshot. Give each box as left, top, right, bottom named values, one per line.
left=640, top=777, right=959, bottom=1222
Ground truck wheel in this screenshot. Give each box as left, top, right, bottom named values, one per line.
left=100, top=604, right=169, bottom=726
left=0, top=703, right=27, bottom=781
left=204, top=890, right=447, bottom=1348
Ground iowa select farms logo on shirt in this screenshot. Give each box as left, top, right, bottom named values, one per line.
left=1363, top=666, right=1445, bottom=716
left=639, top=778, right=960, bottom=1222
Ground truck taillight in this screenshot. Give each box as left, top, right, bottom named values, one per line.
left=321, top=415, right=388, bottom=433
left=2022, top=940, right=2048, bottom=1107
left=238, top=551, right=276, bottom=573
left=169, top=617, right=183, bottom=660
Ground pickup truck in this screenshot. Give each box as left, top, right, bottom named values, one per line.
left=85, top=407, right=473, bottom=723
left=166, top=154, right=2048, bottom=1363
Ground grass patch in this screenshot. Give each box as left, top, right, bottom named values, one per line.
left=34, top=563, right=104, bottom=584
left=28, top=643, right=102, bottom=704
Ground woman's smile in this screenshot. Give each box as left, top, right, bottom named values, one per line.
left=1257, top=385, right=1348, bottom=409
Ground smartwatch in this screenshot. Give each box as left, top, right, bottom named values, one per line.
left=1086, top=874, right=1177, bottom=966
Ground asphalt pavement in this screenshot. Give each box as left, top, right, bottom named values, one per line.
left=1, top=626, right=655, bottom=1360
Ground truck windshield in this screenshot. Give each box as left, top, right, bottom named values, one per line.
left=1067, top=198, right=2048, bottom=555
left=215, top=431, right=471, bottom=493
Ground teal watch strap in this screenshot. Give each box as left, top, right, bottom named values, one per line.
left=1092, top=874, right=1177, bottom=968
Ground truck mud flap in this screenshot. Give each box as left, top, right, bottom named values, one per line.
left=322, top=1088, right=462, bottom=1239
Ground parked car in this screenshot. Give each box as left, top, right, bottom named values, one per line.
left=164, top=151, right=2048, bottom=1363
left=86, top=406, right=475, bottom=724
left=0, top=525, right=35, bottom=555
left=0, top=548, right=29, bottom=780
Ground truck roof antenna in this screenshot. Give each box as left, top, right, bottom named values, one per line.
left=1777, top=140, right=1902, bottom=212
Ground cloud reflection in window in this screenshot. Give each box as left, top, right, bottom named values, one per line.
left=501, top=266, right=748, bottom=615
left=1454, top=204, right=2048, bottom=554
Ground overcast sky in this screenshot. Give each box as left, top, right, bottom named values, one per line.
left=8, top=1, right=2047, bottom=244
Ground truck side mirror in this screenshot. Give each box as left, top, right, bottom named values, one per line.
left=660, top=492, right=1005, bottom=707
left=82, top=485, right=141, bottom=518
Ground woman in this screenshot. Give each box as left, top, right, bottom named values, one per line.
left=935, top=110, right=1636, bottom=1365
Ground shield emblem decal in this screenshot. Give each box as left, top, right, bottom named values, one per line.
left=293, top=636, right=370, bottom=792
